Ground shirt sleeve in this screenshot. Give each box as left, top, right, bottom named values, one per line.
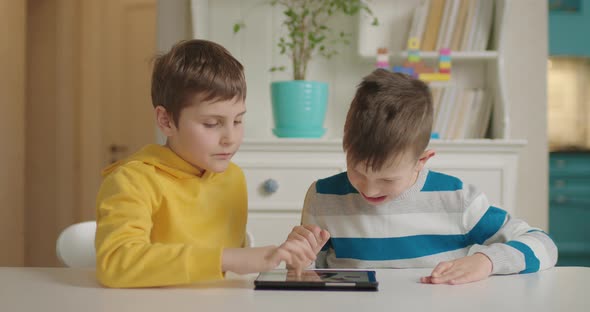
left=461, top=184, right=558, bottom=275
left=301, top=182, right=330, bottom=269
left=95, top=166, right=224, bottom=288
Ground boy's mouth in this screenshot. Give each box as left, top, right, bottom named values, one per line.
left=361, top=193, right=387, bottom=204
left=212, top=153, right=233, bottom=160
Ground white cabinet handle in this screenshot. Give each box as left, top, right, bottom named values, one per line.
left=262, top=179, right=279, bottom=194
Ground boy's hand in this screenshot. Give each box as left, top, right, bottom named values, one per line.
left=287, top=225, right=331, bottom=254
left=285, top=225, right=331, bottom=273
left=420, top=253, right=493, bottom=285
left=221, top=241, right=317, bottom=275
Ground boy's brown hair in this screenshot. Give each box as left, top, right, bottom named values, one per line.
left=151, top=39, right=246, bottom=126
left=343, top=69, right=433, bottom=171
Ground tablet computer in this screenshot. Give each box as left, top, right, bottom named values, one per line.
left=254, top=269, right=378, bottom=291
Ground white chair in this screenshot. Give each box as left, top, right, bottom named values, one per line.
left=56, top=221, right=97, bottom=268
left=245, top=230, right=255, bottom=247
left=56, top=220, right=255, bottom=267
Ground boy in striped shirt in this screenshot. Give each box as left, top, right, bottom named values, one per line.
left=287, top=69, right=557, bottom=285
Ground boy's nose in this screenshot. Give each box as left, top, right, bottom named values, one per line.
left=361, top=183, right=380, bottom=197
left=221, top=126, right=236, bottom=146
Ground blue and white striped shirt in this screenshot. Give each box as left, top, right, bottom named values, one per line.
left=302, top=169, right=558, bottom=275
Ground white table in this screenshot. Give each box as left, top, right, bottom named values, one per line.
left=1, top=267, right=588, bottom=311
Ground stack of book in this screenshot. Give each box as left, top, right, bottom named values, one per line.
left=408, top=0, right=495, bottom=51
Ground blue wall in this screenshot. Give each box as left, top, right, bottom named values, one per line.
left=549, top=0, right=590, bottom=56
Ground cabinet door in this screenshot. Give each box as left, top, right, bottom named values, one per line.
left=241, top=164, right=344, bottom=211
left=427, top=151, right=519, bottom=213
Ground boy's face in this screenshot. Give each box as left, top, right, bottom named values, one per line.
left=346, top=151, right=428, bottom=205
left=163, top=96, right=246, bottom=174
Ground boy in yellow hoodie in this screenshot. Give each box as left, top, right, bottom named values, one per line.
left=95, top=39, right=318, bottom=288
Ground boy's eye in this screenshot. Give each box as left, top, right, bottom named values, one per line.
left=234, top=120, right=243, bottom=125
left=203, top=122, right=219, bottom=128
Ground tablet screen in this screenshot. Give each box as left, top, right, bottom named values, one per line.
left=255, top=270, right=378, bottom=291
left=257, top=270, right=373, bottom=283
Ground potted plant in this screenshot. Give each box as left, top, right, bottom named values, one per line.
left=234, top=0, right=377, bottom=138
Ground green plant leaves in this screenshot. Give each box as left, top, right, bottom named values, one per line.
left=233, top=21, right=245, bottom=34
left=234, top=0, right=377, bottom=80
left=270, top=66, right=287, bottom=72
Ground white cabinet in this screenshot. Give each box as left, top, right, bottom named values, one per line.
left=233, top=139, right=524, bottom=247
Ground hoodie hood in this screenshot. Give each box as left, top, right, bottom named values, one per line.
left=102, top=144, right=213, bottom=179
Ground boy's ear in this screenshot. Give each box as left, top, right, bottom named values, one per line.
left=415, top=149, right=435, bottom=171
left=155, top=106, right=175, bottom=136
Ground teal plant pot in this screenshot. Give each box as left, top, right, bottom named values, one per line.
left=270, top=81, right=328, bottom=138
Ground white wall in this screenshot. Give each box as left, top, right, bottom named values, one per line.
left=503, top=1, right=548, bottom=229
left=157, top=0, right=549, bottom=229
left=155, top=0, right=192, bottom=144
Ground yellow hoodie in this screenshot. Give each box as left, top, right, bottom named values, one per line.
left=95, top=144, right=247, bottom=288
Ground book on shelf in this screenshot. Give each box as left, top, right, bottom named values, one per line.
left=407, top=0, right=430, bottom=44
left=435, top=0, right=460, bottom=50
left=460, top=0, right=479, bottom=51
left=431, top=87, right=492, bottom=139
left=450, top=0, right=470, bottom=51
left=421, top=0, right=446, bottom=51
left=448, top=89, right=472, bottom=139
left=472, top=0, right=494, bottom=51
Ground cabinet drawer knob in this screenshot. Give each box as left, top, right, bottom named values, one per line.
left=555, top=179, right=566, bottom=188
left=262, top=179, right=279, bottom=194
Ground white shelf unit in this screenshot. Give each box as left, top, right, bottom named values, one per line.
left=358, top=0, right=512, bottom=140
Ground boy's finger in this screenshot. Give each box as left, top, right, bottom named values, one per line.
left=291, top=266, right=303, bottom=279
left=289, top=233, right=317, bottom=249
left=420, top=276, right=433, bottom=284
left=294, top=239, right=317, bottom=261
left=430, top=269, right=464, bottom=284
left=288, top=225, right=308, bottom=235
left=294, top=227, right=320, bottom=249
left=288, top=232, right=315, bottom=250
left=302, top=224, right=323, bottom=243
left=312, top=229, right=331, bottom=253
left=269, top=248, right=292, bottom=268
left=287, top=226, right=303, bottom=240
left=319, top=229, right=331, bottom=243
left=282, top=240, right=315, bottom=263
left=281, top=248, right=303, bottom=269
left=302, top=224, right=322, bottom=235
left=430, top=261, right=453, bottom=277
